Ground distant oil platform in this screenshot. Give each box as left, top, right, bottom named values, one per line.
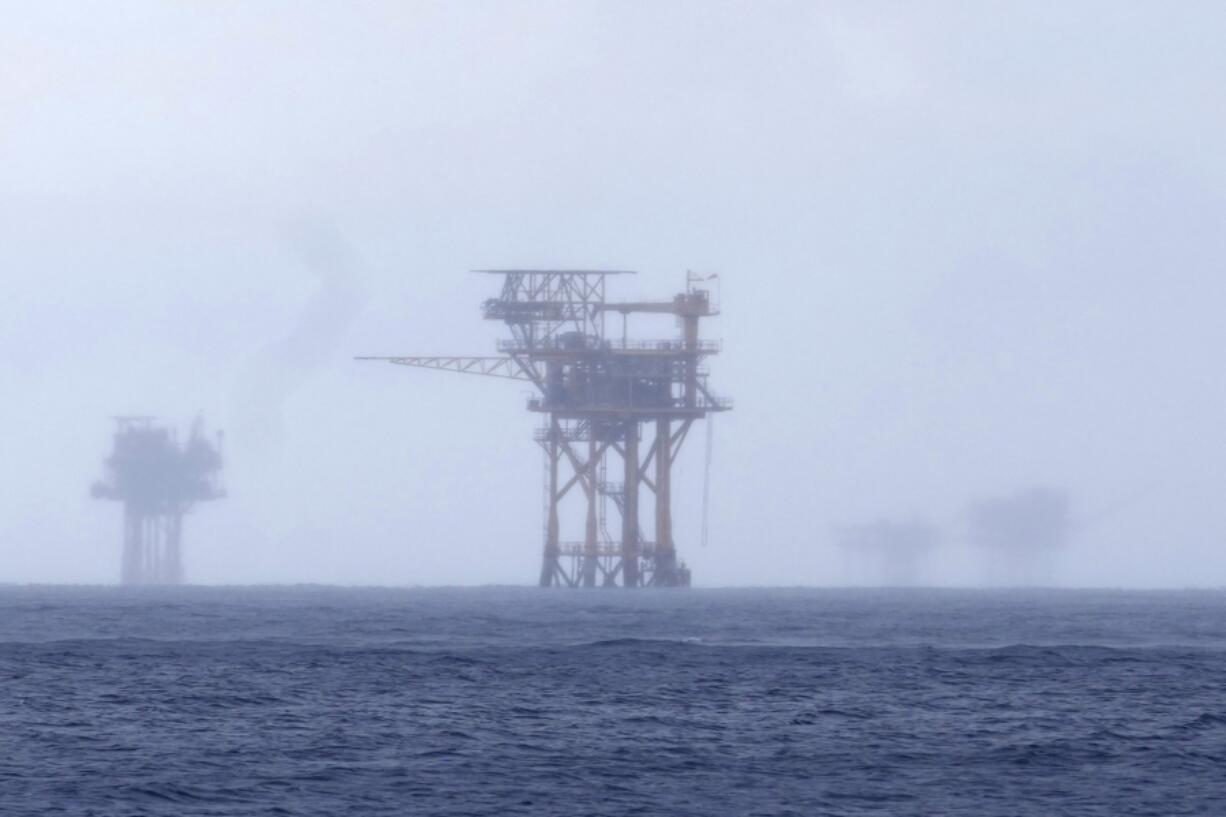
left=968, top=486, right=1071, bottom=584
left=838, top=487, right=1074, bottom=585
left=836, top=517, right=941, bottom=586
left=92, top=417, right=224, bottom=585
left=361, top=270, right=730, bottom=587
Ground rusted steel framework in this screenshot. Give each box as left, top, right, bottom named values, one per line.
left=91, top=417, right=224, bottom=585
left=360, top=270, right=730, bottom=587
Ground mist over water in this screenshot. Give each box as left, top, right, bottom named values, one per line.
left=3, top=3, right=1226, bottom=587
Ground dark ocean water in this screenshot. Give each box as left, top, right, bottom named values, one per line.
left=2, top=587, right=1225, bottom=816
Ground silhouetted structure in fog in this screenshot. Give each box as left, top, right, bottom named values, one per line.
left=92, top=417, right=224, bottom=585
left=360, top=270, right=730, bottom=587
left=968, top=486, right=1071, bottom=584
left=835, top=517, right=940, bottom=586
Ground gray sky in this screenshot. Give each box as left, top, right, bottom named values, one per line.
left=3, top=1, right=1226, bottom=586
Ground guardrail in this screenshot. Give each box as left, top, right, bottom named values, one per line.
left=498, top=338, right=721, bottom=354
left=528, top=395, right=732, bottom=413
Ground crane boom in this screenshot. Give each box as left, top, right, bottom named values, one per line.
left=355, top=356, right=533, bottom=381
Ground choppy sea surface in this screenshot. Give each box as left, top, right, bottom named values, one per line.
left=2, top=587, right=1225, bottom=816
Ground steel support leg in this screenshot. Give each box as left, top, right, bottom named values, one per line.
left=655, top=419, right=677, bottom=585
left=165, top=513, right=183, bottom=584
left=122, top=507, right=141, bottom=586
left=540, top=423, right=561, bottom=587
left=622, top=423, right=640, bottom=588
left=582, top=437, right=599, bottom=588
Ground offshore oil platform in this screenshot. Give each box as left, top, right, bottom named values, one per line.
left=968, top=486, right=1072, bottom=584
left=835, top=517, right=941, bottom=586
left=361, top=270, right=730, bottom=587
left=92, top=417, right=224, bottom=585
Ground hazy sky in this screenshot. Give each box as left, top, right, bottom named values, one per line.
left=3, top=1, right=1226, bottom=586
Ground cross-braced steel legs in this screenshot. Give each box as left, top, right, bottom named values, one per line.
left=537, top=415, right=690, bottom=588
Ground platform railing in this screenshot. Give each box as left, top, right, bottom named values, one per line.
left=498, top=338, right=721, bottom=354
